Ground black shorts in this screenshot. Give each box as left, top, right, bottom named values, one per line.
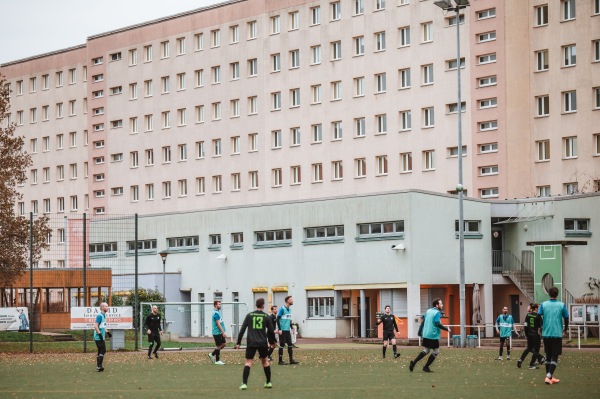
left=499, top=337, right=510, bottom=345
left=383, top=330, right=396, bottom=341
left=543, top=337, right=563, bottom=358
left=526, top=334, right=541, bottom=351
left=213, top=334, right=226, bottom=347
left=422, top=338, right=439, bottom=349
left=245, top=346, right=269, bottom=360
left=279, top=330, right=293, bottom=347
left=148, top=331, right=161, bottom=344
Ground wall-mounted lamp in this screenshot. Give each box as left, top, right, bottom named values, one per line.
left=391, top=243, right=406, bottom=251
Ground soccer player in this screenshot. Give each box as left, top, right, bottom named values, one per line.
left=517, top=303, right=545, bottom=369
left=93, top=302, right=110, bottom=372
left=267, top=305, right=278, bottom=361
left=409, top=298, right=449, bottom=372
left=495, top=306, right=517, bottom=360
left=208, top=300, right=227, bottom=365
left=376, top=305, right=400, bottom=359
left=538, top=286, right=569, bottom=385
left=235, top=298, right=277, bottom=390
left=276, top=296, right=299, bottom=365
left=144, top=305, right=163, bottom=359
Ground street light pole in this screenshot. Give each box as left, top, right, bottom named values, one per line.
left=434, top=0, right=469, bottom=348
left=158, top=251, right=169, bottom=301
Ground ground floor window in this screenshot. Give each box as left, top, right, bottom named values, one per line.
left=308, top=297, right=334, bottom=318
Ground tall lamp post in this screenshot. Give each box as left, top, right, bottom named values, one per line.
left=158, top=251, right=169, bottom=301
left=434, top=0, right=469, bottom=347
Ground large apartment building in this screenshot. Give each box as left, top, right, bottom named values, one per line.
left=1, top=0, right=598, bottom=337
left=2, top=0, right=598, bottom=217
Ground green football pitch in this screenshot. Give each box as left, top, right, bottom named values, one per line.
left=1, top=346, right=598, bottom=399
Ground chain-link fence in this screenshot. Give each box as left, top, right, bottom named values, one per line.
left=0, top=213, right=137, bottom=353
left=139, top=302, right=249, bottom=348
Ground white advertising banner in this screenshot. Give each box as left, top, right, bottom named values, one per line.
left=70, top=306, right=133, bottom=330
left=0, top=307, right=30, bottom=331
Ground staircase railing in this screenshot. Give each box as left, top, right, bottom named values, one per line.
left=491, top=250, right=534, bottom=302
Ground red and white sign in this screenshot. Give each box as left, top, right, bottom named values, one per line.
left=70, top=306, right=133, bottom=330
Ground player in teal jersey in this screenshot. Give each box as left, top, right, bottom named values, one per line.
left=93, top=302, right=110, bottom=372
left=276, top=296, right=299, bottom=365
left=495, top=306, right=517, bottom=360
left=209, top=301, right=227, bottom=365
left=538, top=286, right=569, bottom=385
left=235, top=298, right=277, bottom=390
left=409, top=298, right=449, bottom=372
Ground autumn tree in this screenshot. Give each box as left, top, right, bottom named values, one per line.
left=0, top=74, right=51, bottom=287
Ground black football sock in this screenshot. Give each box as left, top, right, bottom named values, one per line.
left=382, top=346, right=387, bottom=357
left=278, top=347, right=284, bottom=361
left=243, top=366, right=250, bottom=384
left=215, top=349, right=220, bottom=361
left=288, top=346, right=293, bottom=361
left=393, top=345, right=397, bottom=355
left=264, top=365, right=271, bottom=383
left=424, top=353, right=437, bottom=368
left=414, top=350, right=427, bottom=364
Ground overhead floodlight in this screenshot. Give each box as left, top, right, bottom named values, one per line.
left=216, top=254, right=227, bottom=260
left=455, top=0, right=470, bottom=6
left=434, top=0, right=452, bottom=10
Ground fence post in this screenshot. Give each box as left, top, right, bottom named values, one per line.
left=134, top=213, right=139, bottom=351
left=29, top=212, right=33, bottom=354
left=83, top=213, right=87, bottom=353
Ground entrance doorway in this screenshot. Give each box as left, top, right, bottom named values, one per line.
left=510, top=295, right=520, bottom=323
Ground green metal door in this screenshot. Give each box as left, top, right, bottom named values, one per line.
left=534, top=245, right=562, bottom=302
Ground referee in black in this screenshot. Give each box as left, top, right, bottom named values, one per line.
left=376, top=305, right=400, bottom=359
left=235, top=298, right=277, bottom=390
left=145, top=305, right=163, bottom=359
left=267, top=305, right=278, bottom=361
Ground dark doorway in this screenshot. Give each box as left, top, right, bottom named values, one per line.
left=510, top=295, right=520, bottom=323
left=357, top=297, right=370, bottom=338
left=491, top=228, right=504, bottom=273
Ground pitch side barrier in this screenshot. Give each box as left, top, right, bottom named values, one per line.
left=139, top=302, right=248, bottom=348
left=419, top=323, right=595, bottom=350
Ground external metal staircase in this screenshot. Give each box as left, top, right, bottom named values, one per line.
left=492, top=250, right=534, bottom=303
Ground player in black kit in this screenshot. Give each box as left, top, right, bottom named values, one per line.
left=235, top=298, right=277, bottom=390
left=376, top=305, right=400, bottom=359
left=144, top=305, right=163, bottom=359
left=266, top=305, right=278, bottom=361
left=517, top=303, right=545, bottom=369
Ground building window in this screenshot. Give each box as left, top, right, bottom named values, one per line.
left=537, top=186, right=551, bottom=197
left=289, top=11, right=299, bottom=30
left=594, top=40, right=600, bottom=62
left=255, top=229, right=292, bottom=244
left=478, top=53, right=497, bottom=65
left=375, top=73, right=387, bottom=93
left=455, top=220, right=481, bottom=236
left=196, top=141, right=205, bottom=159
left=231, top=232, right=244, bottom=246
left=535, top=50, right=549, bottom=71
left=480, top=188, right=499, bottom=198
left=305, top=225, right=344, bottom=242
left=422, top=64, right=433, bottom=85
left=595, top=0, right=600, bottom=15
left=212, top=66, right=221, bottom=84
left=312, top=163, right=323, bottom=183
left=312, top=124, right=322, bottom=143
left=89, top=242, right=117, bottom=254
left=535, top=140, right=550, bottom=162
left=311, top=45, right=321, bottom=65
left=400, top=110, right=411, bottom=131
left=376, top=155, right=388, bottom=175
left=375, top=114, right=387, bottom=134
left=331, top=81, right=342, bottom=100
left=213, top=139, right=222, bottom=156
left=477, top=120, right=497, bottom=132
left=249, top=171, right=259, bottom=189
left=270, top=15, right=280, bottom=34
left=230, top=25, right=240, bottom=44
left=399, top=152, right=412, bottom=173
left=167, top=236, right=199, bottom=249
left=355, top=117, right=366, bottom=137
left=398, top=26, right=410, bottom=47
left=271, top=53, right=281, bottom=72
left=358, top=221, right=404, bottom=237
left=162, top=146, right=171, bottom=163
left=332, top=160, right=343, bottom=180
left=290, top=88, right=300, bottom=107
left=399, top=68, right=411, bottom=89
left=374, top=32, right=386, bottom=52
left=290, top=127, right=301, bottom=146
left=160, top=41, right=170, bottom=58
left=272, top=130, right=282, bottom=149
left=563, top=45, right=576, bottom=67
left=534, top=4, right=548, bottom=26
left=213, top=175, right=222, bottom=193
left=290, top=49, right=300, bottom=69
left=331, top=41, right=342, bottom=60
left=247, top=21, right=257, bottom=39
left=423, top=107, right=435, bottom=128
left=144, top=80, right=153, bottom=97
left=291, top=165, right=301, bottom=184
left=563, top=91, right=577, bottom=113
left=127, top=239, right=157, bottom=253
left=195, top=69, right=204, bottom=87
left=479, top=75, right=497, bottom=87
left=447, top=58, right=465, bottom=70
left=564, top=182, right=579, bottom=194
left=535, top=95, right=549, bottom=116
left=311, top=85, right=322, bottom=104
left=195, top=105, right=204, bottom=123
left=308, top=296, right=335, bottom=318
left=595, top=134, right=600, bottom=156
left=478, top=31, right=496, bottom=43
left=448, top=146, right=467, bottom=158
left=355, top=158, right=366, bottom=178
left=423, top=150, right=435, bottom=171
left=561, top=0, right=576, bottom=21
left=196, top=177, right=205, bottom=194
left=144, top=45, right=153, bottom=62
left=249, top=133, right=258, bottom=152
left=231, top=136, right=241, bottom=154
left=421, top=22, right=432, bottom=43
left=272, top=92, right=282, bottom=110
left=331, top=1, right=341, bottom=21
left=310, top=6, right=321, bottom=25
left=353, top=0, right=364, bottom=15
left=211, top=29, right=221, bottom=47
left=209, top=234, right=222, bottom=248
left=447, top=102, right=467, bottom=114
left=332, top=121, right=343, bottom=140
left=563, top=136, right=577, bottom=159
left=479, top=165, right=499, bottom=176
left=272, top=168, right=282, bottom=187
left=564, top=219, right=590, bottom=235
left=212, top=102, right=221, bottom=120
left=353, top=36, right=365, bottom=56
